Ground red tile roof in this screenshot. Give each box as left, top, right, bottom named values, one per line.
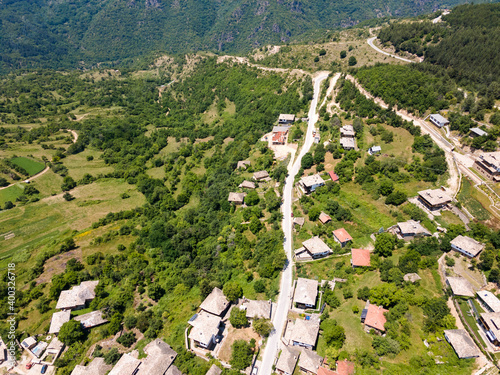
left=332, top=228, right=352, bottom=243
left=319, top=212, right=332, bottom=224
left=272, top=131, right=287, bottom=144
left=335, top=360, right=354, bottom=375
left=328, top=172, right=339, bottom=182
left=317, top=367, right=337, bottom=375
left=364, top=304, right=388, bottom=332
left=351, top=248, right=371, bottom=267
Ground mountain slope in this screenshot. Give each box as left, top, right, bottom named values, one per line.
left=0, top=0, right=476, bottom=71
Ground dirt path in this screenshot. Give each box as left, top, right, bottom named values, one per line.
left=217, top=55, right=310, bottom=76
left=69, top=129, right=78, bottom=143
left=0, top=166, right=50, bottom=191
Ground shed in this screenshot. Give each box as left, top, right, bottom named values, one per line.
left=368, top=146, right=381, bottom=155
left=328, top=171, right=339, bottom=182
left=318, top=212, right=332, bottom=224
left=293, top=217, right=305, bottom=228
left=430, top=114, right=449, bottom=128
left=236, top=160, right=250, bottom=170
left=403, top=273, right=422, bottom=283
left=253, top=170, right=270, bottom=181
left=470, top=127, right=488, bottom=137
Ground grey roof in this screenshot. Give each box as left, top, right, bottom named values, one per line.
left=477, top=291, right=500, bottom=312
left=444, top=329, right=480, bottom=358
left=302, top=236, right=332, bottom=256
left=276, top=346, right=299, bottom=375
left=340, top=125, right=355, bottom=137
left=199, top=287, right=229, bottom=316
left=71, top=358, right=112, bottom=375
left=418, top=189, right=452, bottom=206
left=446, top=277, right=475, bottom=297
left=253, top=170, right=270, bottom=180
left=239, top=180, right=256, bottom=189
left=108, top=353, right=142, bottom=375
left=228, top=192, right=246, bottom=204
left=293, top=217, right=305, bottom=227
left=289, top=318, right=320, bottom=347
left=74, top=311, right=108, bottom=329
left=45, top=337, right=64, bottom=356
left=165, top=365, right=183, bottom=375
left=237, top=160, right=251, bottom=169
left=279, top=114, right=296, bottom=121
left=138, top=339, right=178, bottom=375
left=56, top=280, right=99, bottom=310
left=430, top=114, right=449, bottom=124
left=369, top=146, right=381, bottom=152
left=206, top=364, right=222, bottom=375
left=403, top=273, right=421, bottom=283
left=298, top=348, right=323, bottom=374
left=340, top=137, right=355, bottom=149
left=49, top=310, right=71, bottom=334
left=241, top=299, right=272, bottom=319
left=188, top=312, right=221, bottom=346
left=451, top=235, right=484, bottom=257
left=294, top=278, right=318, bottom=307
left=470, top=127, right=488, bottom=137
left=397, top=220, right=431, bottom=236
left=273, top=125, right=291, bottom=133
left=300, top=174, right=325, bottom=188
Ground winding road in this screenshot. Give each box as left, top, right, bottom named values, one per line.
left=260, top=71, right=329, bottom=375
left=367, top=36, right=415, bottom=64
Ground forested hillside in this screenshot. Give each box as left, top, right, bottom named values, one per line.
left=0, top=0, right=474, bottom=72
left=378, top=3, right=500, bottom=91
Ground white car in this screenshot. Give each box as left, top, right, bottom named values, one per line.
left=252, top=367, right=258, bottom=375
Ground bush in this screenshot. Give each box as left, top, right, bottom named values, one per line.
left=223, top=282, right=243, bottom=301
left=229, top=308, right=249, bottom=328
left=117, top=331, right=136, bottom=347
left=372, top=336, right=401, bottom=356
left=253, top=318, right=273, bottom=337
left=63, top=192, right=74, bottom=201
left=230, top=340, right=254, bottom=370
left=254, top=279, right=266, bottom=293
left=348, top=56, right=357, bottom=66
left=385, top=191, right=407, bottom=206
left=4, top=201, right=14, bottom=210
left=58, top=320, right=85, bottom=345
left=340, top=51, right=347, bottom=59
left=319, top=49, right=327, bottom=56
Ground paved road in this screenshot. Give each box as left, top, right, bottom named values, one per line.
left=367, top=36, right=415, bottom=63
left=259, top=72, right=329, bottom=375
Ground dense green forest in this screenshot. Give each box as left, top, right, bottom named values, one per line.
left=378, top=3, right=500, bottom=91
left=0, top=0, right=477, bottom=72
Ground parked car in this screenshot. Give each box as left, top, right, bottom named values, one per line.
left=252, top=367, right=258, bottom=375
left=26, top=362, right=33, bottom=369
left=41, top=364, right=48, bottom=374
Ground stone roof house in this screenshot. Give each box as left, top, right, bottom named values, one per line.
left=444, top=329, right=480, bottom=358
left=288, top=318, right=320, bottom=349
left=75, top=311, right=108, bottom=329
left=451, top=235, right=484, bottom=258
left=239, top=180, right=256, bottom=189
left=417, top=189, right=452, bottom=211
left=49, top=310, right=71, bottom=334
left=71, top=358, right=112, bottom=375
left=276, top=346, right=299, bottom=375
left=300, top=236, right=332, bottom=259
left=200, top=287, right=230, bottom=316
left=206, top=364, right=222, bottom=375
left=298, top=348, right=323, bottom=375
left=253, top=171, right=270, bottom=181
left=477, top=291, right=500, bottom=313
left=56, top=280, right=99, bottom=310
left=188, top=311, right=221, bottom=349
left=241, top=299, right=272, bottom=319
left=294, top=278, right=318, bottom=309
left=138, top=339, right=178, bottom=375
left=108, top=353, right=142, bottom=375
left=446, top=277, right=475, bottom=298
left=228, top=192, right=246, bottom=205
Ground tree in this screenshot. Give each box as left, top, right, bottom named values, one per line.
left=374, top=233, right=396, bottom=257
left=230, top=308, right=249, bottom=328
left=0, top=177, right=8, bottom=187
left=308, top=206, right=321, bottom=221
left=148, top=284, right=165, bottom=301
left=63, top=192, right=74, bottom=201
left=223, top=282, right=243, bottom=301
left=254, top=279, right=266, bottom=293
left=319, top=49, right=327, bottom=56
left=324, top=290, right=340, bottom=308
left=230, top=340, right=253, bottom=370
left=249, top=216, right=263, bottom=234
left=117, top=331, right=136, bottom=347
left=348, top=56, right=357, bottom=66
left=385, top=191, right=407, bottom=206
left=61, top=176, right=76, bottom=191
left=372, top=336, right=401, bottom=356
left=245, top=190, right=260, bottom=206
left=423, top=298, right=451, bottom=332
left=253, top=318, right=273, bottom=337
left=378, top=179, right=394, bottom=196
left=479, top=250, right=495, bottom=270
left=357, top=286, right=370, bottom=301
left=321, top=320, right=346, bottom=348
left=104, top=348, right=121, bottom=365
left=340, top=51, right=347, bottom=59
left=301, top=153, right=314, bottom=169
left=4, top=201, right=14, bottom=210
left=369, top=283, right=401, bottom=308
left=59, top=320, right=85, bottom=345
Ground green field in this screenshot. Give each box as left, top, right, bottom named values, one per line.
left=457, top=178, right=490, bottom=221
left=10, top=156, right=45, bottom=176
left=0, top=184, right=24, bottom=206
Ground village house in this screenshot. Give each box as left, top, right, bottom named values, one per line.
left=241, top=299, right=272, bottom=319
left=49, top=310, right=71, bottom=334
left=477, top=291, right=500, bottom=313
left=56, top=280, right=99, bottom=311
left=238, top=180, right=255, bottom=189
left=108, top=353, right=142, bottom=375
left=41, top=337, right=64, bottom=365
left=206, top=364, right=222, bottom=375
left=295, top=236, right=332, bottom=260
left=228, top=192, right=246, bottom=205
left=272, top=125, right=290, bottom=145
left=479, top=312, right=500, bottom=346
left=236, top=160, right=251, bottom=170
left=288, top=316, right=320, bottom=349
left=328, top=171, right=339, bottom=182
left=299, top=174, right=325, bottom=194
left=138, top=339, right=178, bottom=375
left=332, top=228, right=352, bottom=248
left=253, top=170, right=270, bottom=181
left=403, top=273, right=421, bottom=283
left=293, top=217, right=305, bottom=229
left=279, top=114, right=296, bottom=125
left=71, top=358, right=112, bottom=375
left=470, top=127, right=488, bottom=138
left=450, top=235, right=484, bottom=258
left=298, top=348, right=323, bottom=375
left=340, top=125, right=355, bottom=138
left=318, top=360, right=355, bottom=375
left=318, top=212, right=332, bottom=225
left=294, top=278, right=319, bottom=309
left=368, top=146, right=381, bottom=155
left=429, top=114, right=449, bottom=128
left=276, top=346, right=299, bottom=375
left=363, top=304, right=387, bottom=334
left=199, top=287, right=230, bottom=316
left=446, top=277, right=475, bottom=298
left=417, top=188, right=452, bottom=211
left=75, top=310, right=108, bottom=329
left=188, top=311, right=222, bottom=349
left=339, top=137, right=355, bottom=151
left=475, top=152, right=500, bottom=181
left=391, top=220, right=431, bottom=241
left=444, top=329, right=480, bottom=359
left=0, top=341, right=5, bottom=364
left=351, top=248, right=371, bottom=267
left=21, top=336, right=37, bottom=350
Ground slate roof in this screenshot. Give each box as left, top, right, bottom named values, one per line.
left=418, top=189, right=452, bottom=207
left=339, top=138, right=355, bottom=149
left=351, top=248, right=370, bottom=267
left=56, top=280, right=99, bottom=310
left=298, top=348, right=323, bottom=374
left=364, top=304, right=387, bottom=332
left=237, top=160, right=251, bottom=169
left=403, top=273, right=421, bottom=283
left=302, top=236, right=332, bottom=256
left=188, top=312, right=221, bottom=346
left=239, top=180, right=256, bottom=189
left=199, top=287, right=230, bottom=316
left=397, top=220, right=431, bottom=236
left=340, top=125, right=355, bottom=137
left=289, top=318, right=320, bottom=347
left=75, top=310, right=108, bottom=329
left=446, top=277, right=475, bottom=297
left=276, top=346, right=299, bottom=375
left=49, top=310, right=71, bottom=334
left=241, top=299, right=272, bottom=319
left=294, top=278, right=318, bottom=307
left=228, top=192, right=246, bottom=204
left=253, top=171, right=270, bottom=180
left=444, top=329, right=480, bottom=358
left=293, top=217, right=305, bottom=227
left=108, top=354, right=142, bottom=375
left=332, top=228, right=352, bottom=243
left=71, top=358, right=112, bottom=375
left=165, top=366, right=183, bottom=375
left=478, top=291, right=500, bottom=312
left=139, top=339, right=178, bottom=375
left=206, top=364, right=222, bottom=375
left=451, top=235, right=485, bottom=257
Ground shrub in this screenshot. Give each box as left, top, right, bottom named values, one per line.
left=117, top=331, right=136, bottom=347
left=229, top=308, right=249, bottom=328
